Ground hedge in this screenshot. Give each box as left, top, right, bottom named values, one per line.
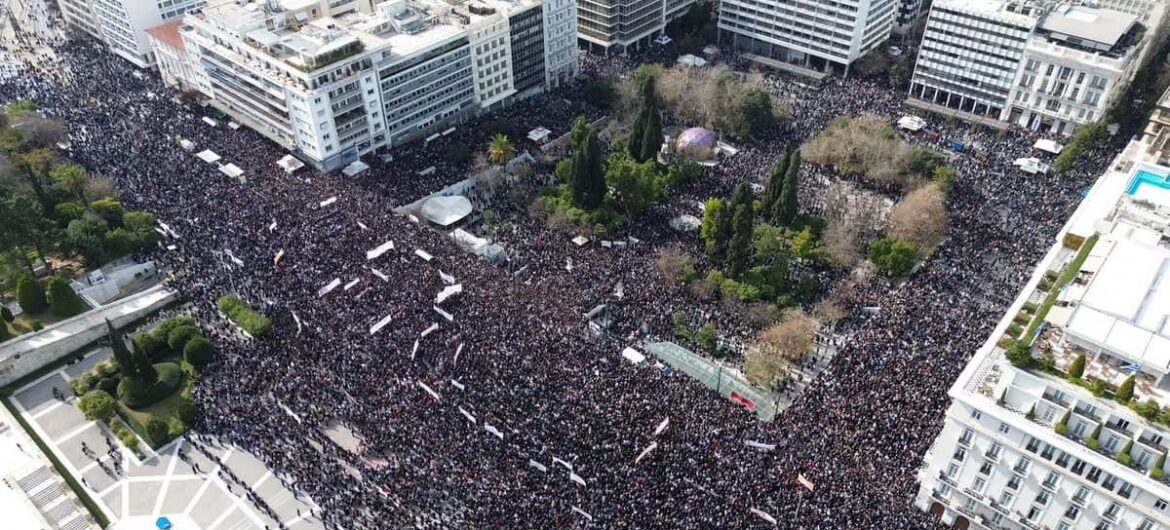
left=216, top=295, right=271, bottom=337
left=183, top=337, right=213, bottom=367
left=117, top=362, right=182, bottom=409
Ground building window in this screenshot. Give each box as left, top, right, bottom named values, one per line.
left=1072, top=486, right=1090, bottom=504
left=973, top=476, right=987, bottom=493
left=1026, top=438, right=1041, bottom=453
left=1102, top=475, right=1118, bottom=491
left=971, top=409, right=982, bottom=420
left=1155, top=499, right=1167, bottom=511
left=1041, top=444, right=1055, bottom=460
left=1118, top=482, right=1134, bottom=499
left=1035, top=490, right=1050, bottom=506
left=1055, top=452, right=1070, bottom=468
left=987, top=442, right=1002, bottom=459
left=1138, top=519, right=1155, bottom=530
left=1065, top=505, right=1080, bottom=521
left=946, top=462, right=959, bottom=478
left=1042, top=471, right=1059, bottom=489
left=999, top=491, right=1015, bottom=508
left=1006, top=475, right=1021, bottom=490
left=1086, top=467, right=1102, bottom=483
left=980, top=462, right=993, bottom=475
left=1014, top=457, right=1031, bottom=475
left=1104, top=502, right=1121, bottom=520
left=1027, top=506, right=1042, bottom=522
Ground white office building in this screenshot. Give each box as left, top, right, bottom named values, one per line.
left=895, top=0, right=927, bottom=35
left=57, top=0, right=202, bottom=67
left=915, top=138, right=1170, bottom=530
left=717, top=0, right=897, bottom=75
left=576, top=0, right=695, bottom=53
left=157, top=0, right=575, bottom=171
left=910, top=0, right=1161, bottom=134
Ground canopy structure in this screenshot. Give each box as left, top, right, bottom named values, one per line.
left=1034, top=139, right=1064, bottom=154
left=201, top=116, right=218, bottom=127
left=897, top=115, right=926, bottom=131
left=678, top=54, right=707, bottom=67
left=422, top=195, right=473, bottom=227
left=527, top=127, right=551, bottom=143
left=1013, top=157, right=1050, bottom=174
left=196, top=149, right=221, bottom=164
left=621, top=347, right=646, bottom=364
left=219, top=163, right=244, bottom=178
left=670, top=214, right=701, bottom=232
left=702, top=45, right=720, bottom=57
left=277, top=154, right=305, bottom=173
left=342, top=160, right=369, bottom=177
left=572, top=235, right=589, bottom=246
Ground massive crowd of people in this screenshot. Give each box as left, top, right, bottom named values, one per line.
left=0, top=5, right=1128, bottom=529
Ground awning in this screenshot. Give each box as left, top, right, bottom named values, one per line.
left=277, top=154, right=305, bottom=173
left=201, top=116, right=218, bottom=127
left=1034, top=139, right=1064, bottom=154
left=219, top=163, right=244, bottom=178
left=527, top=127, right=551, bottom=142
left=196, top=150, right=221, bottom=163
left=342, top=160, right=369, bottom=177
left=621, top=347, right=646, bottom=364
left=1013, top=157, right=1050, bottom=174
left=422, top=195, right=473, bottom=227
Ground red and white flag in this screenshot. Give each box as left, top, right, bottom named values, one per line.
left=796, top=473, right=815, bottom=493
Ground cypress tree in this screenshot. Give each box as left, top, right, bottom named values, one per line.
left=47, top=277, right=85, bottom=317
left=712, top=197, right=734, bottom=263
left=583, top=130, right=606, bottom=209
left=570, top=146, right=589, bottom=207
left=776, top=150, right=801, bottom=225
left=763, top=151, right=790, bottom=214
left=726, top=203, right=754, bottom=277
left=639, top=105, right=663, bottom=163
left=16, top=276, right=46, bottom=313
left=628, top=75, right=656, bottom=160
left=107, top=319, right=139, bottom=381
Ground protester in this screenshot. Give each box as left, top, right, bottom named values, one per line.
left=0, top=9, right=1117, bottom=529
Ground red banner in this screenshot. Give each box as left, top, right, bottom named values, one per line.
left=729, top=391, right=756, bottom=410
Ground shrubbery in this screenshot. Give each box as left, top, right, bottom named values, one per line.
left=868, top=237, right=918, bottom=277
left=78, top=390, right=116, bottom=421
left=47, top=277, right=86, bottom=317
left=131, top=331, right=165, bottom=360
left=16, top=276, right=46, bottom=312
left=216, top=295, right=272, bottom=337
left=166, top=325, right=200, bottom=351
left=183, top=336, right=213, bottom=367
left=118, top=362, right=181, bottom=408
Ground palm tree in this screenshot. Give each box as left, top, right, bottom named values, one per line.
left=486, top=133, right=515, bottom=166
left=50, top=163, right=88, bottom=202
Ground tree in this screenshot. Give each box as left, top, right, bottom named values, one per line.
left=0, top=306, right=12, bottom=323
left=50, top=163, right=88, bottom=202
left=0, top=193, right=54, bottom=274
left=16, top=276, right=46, bottom=313
left=167, top=325, right=201, bottom=351
left=88, top=197, right=124, bottom=227
left=176, top=399, right=198, bottom=425
left=108, top=319, right=139, bottom=380
left=1116, top=374, right=1136, bottom=403
left=752, top=224, right=788, bottom=263
left=700, top=198, right=725, bottom=257
left=570, top=116, right=590, bottom=152
left=1153, top=452, right=1166, bottom=480
left=868, top=237, right=918, bottom=277
left=145, top=417, right=169, bottom=444
left=775, top=150, right=801, bottom=225
left=762, top=152, right=790, bottom=215
left=183, top=336, right=214, bottom=367
left=746, top=308, right=817, bottom=387
left=78, top=390, right=116, bottom=422
left=47, top=277, right=85, bottom=317
left=578, top=129, right=605, bottom=209
left=12, top=148, right=55, bottom=213
left=790, top=226, right=821, bottom=261
left=1086, top=424, right=1101, bottom=449
left=887, top=183, right=947, bottom=254
left=627, top=74, right=656, bottom=160
left=733, top=88, right=775, bottom=138
left=726, top=203, right=753, bottom=277
left=1117, top=439, right=1133, bottom=466
left=1067, top=354, right=1086, bottom=379
left=64, top=213, right=109, bottom=265
left=713, top=195, right=735, bottom=263
left=606, top=153, right=659, bottom=218
left=1054, top=410, right=1070, bottom=436
left=694, top=322, right=718, bottom=353
left=639, top=103, right=663, bottom=163
left=889, top=60, right=911, bottom=90
left=486, top=133, right=515, bottom=166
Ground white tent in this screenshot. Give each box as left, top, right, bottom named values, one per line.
left=1013, top=157, right=1050, bottom=174
left=277, top=154, right=305, bottom=174
left=670, top=214, right=701, bottom=232
left=342, top=160, right=369, bottom=177
left=897, top=115, right=926, bottom=132
left=621, top=347, right=646, bottom=364
left=201, top=117, right=218, bottom=127
left=1033, top=139, right=1064, bottom=154
left=422, top=195, right=473, bottom=227
left=219, top=163, right=244, bottom=178
left=527, top=127, right=551, bottom=143
left=196, top=150, right=221, bottom=164
left=179, top=139, right=195, bottom=151
left=572, top=235, right=589, bottom=247
left=678, top=54, right=707, bottom=67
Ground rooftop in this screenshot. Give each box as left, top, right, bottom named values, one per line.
left=1039, top=5, right=1138, bottom=48
left=933, top=0, right=1046, bottom=25
left=144, top=19, right=186, bottom=52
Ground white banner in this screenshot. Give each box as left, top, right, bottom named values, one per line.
left=411, top=340, right=419, bottom=359
left=571, top=506, right=593, bottom=521
left=654, top=417, right=670, bottom=437
left=634, top=442, right=658, bottom=465
left=459, top=406, right=476, bottom=423
left=343, top=278, right=360, bottom=291
left=797, top=473, right=816, bottom=492
left=273, top=249, right=284, bottom=266
left=268, top=220, right=277, bottom=232
left=421, top=323, right=439, bottom=337
left=369, top=313, right=393, bottom=335
left=435, top=284, right=463, bottom=304
left=317, top=278, right=341, bottom=297
left=370, top=268, right=389, bottom=282
left=745, top=440, right=776, bottom=451
left=319, top=196, right=337, bottom=207
left=433, top=306, right=454, bottom=322
left=750, top=508, right=777, bottom=525
left=439, top=270, right=455, bottom=285
left=417, top=381, right=440, bottom=401
left=553, top=457, right=573, bottom=471
left=569, top=473, right=586, bottom=487
left=528, top=459, right=547, bottom=473
left=450, top=379, right=465, bottom=390
left=415, top=249, right=433, bottom=261
left=485, top=423, right=503, bottom=440
left=454, top=342, right=464, bottom=365
left=292, top=311, right=303, bottom=335
left=357, top=221, right=368, bottom=230
left=366, top=240, right=394, bottom=260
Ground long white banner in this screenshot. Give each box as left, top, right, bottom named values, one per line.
left=366, top=240, right=394, bottom=260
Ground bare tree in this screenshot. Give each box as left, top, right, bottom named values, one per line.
left=745, top=308, right=818, bottom=387
left=655, top=245, right=694, bottom=284
left=887, top=182, right=948, bottom=254
left=822, top=181, right=887, bottom=268
left=85, top=175, right=118, bottom=201
left=801, top=116, right=921, bottom=189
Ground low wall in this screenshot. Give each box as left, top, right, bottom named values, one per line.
left=0, top=285, right=178, bottom=388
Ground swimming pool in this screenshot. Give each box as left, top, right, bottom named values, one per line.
left=1127, top=169, right=1170, bottom=196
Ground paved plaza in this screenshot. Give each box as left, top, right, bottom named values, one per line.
left=8, top=348, right=326, bottom=530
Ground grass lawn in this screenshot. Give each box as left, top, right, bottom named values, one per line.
left=116, top=355, right=194, bottom=448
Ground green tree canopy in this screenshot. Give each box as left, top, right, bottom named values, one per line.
left=78, top=390, right=116, bottom=422
left=868, top=237, right=918, bottom=277
left=50, top=163, right=88, bottom=202
left=16, top=276, right=46, bottom=313
left=486, top=133, right=515, bottom=165
left=605, top=152, right=660, bottom=218
left=47, top=276, right=85, bottom=317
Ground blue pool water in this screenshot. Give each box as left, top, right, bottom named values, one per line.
left=1127, top=170, right=1170, bottom=195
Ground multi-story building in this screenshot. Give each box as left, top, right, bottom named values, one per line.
left=910, top=0, right=1163, bottom=135
left=145, top=20, right=197, bottom=91
left=1143, top=87, right=1170, bottom=165
left=57, top=0, right=202, bottom=67
left=895, top=0, right=926, bottom=36
left=158, top=0, right=575, bottom=171
left=576, top=0, right=695, bottom=54
left=915, top=137, right=1170, bottom=530
left=717, top=0, right=897, bottom=75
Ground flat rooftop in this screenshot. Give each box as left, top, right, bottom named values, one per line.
left=1040, top=5, right=1138, bottom=48
left=144, top=19, right=185, bottom=52
left=933, top=0, right=1044, bottom=25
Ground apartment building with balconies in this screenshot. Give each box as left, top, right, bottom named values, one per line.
left=916, top=138, right=1170, bottom=530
